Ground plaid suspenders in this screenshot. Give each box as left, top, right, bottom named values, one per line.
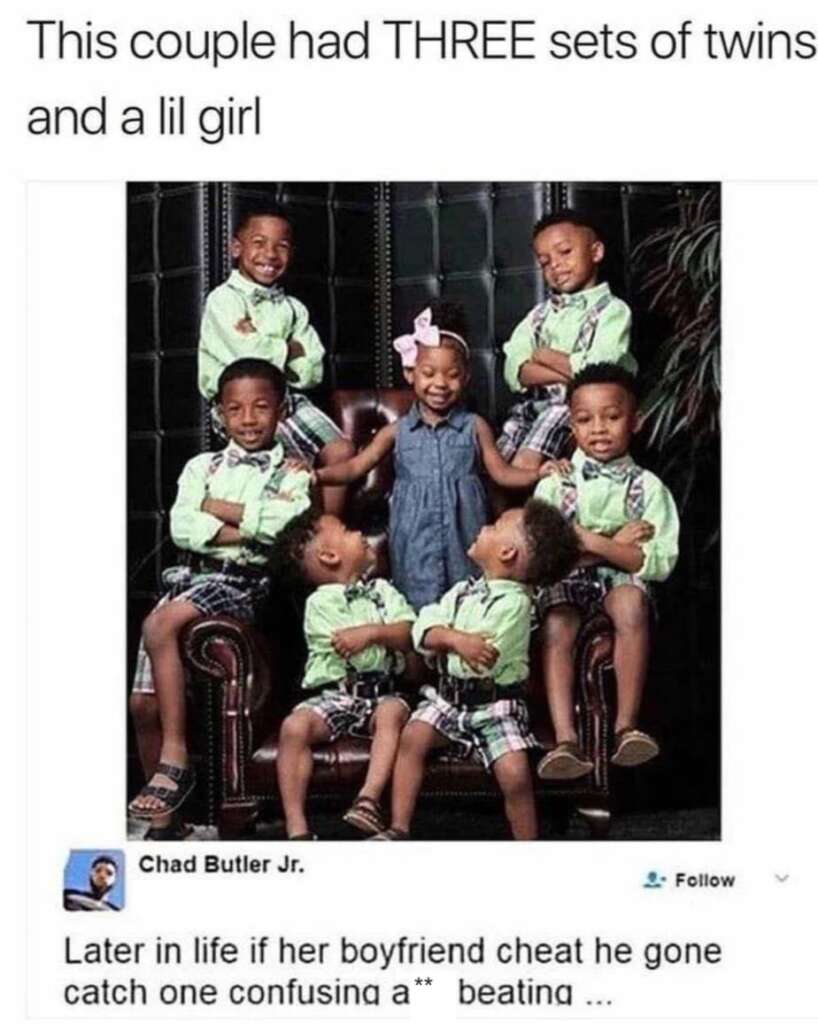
left=559, top=465, right=646, bottom=522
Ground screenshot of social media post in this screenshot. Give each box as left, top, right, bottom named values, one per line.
left=13, top=1, right=818, bottom=1022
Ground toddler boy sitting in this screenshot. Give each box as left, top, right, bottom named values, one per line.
left=129, top=359, right=312, bottom=835
left=534, top=362, right=680, bottom=780
left=374, top=501, right=578, bottom=841
left=270, top=510, right=417, bottom=839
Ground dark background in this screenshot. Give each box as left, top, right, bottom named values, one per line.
left=127, top=181, right=720, bottom=821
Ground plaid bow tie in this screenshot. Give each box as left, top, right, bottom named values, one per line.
left=463, top=577, right=492, bottom=601
left=250, top=284, right=284, bottom=306
left=582, top=458, right=634, bottom=484
left=344, top=579, right=378, bottom=603
left=550, top=292, right=588, bottom=312
left=226, top=449, right=271, bottom=472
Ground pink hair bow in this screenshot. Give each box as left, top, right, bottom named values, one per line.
left=392, top=308, right=441, bottom=368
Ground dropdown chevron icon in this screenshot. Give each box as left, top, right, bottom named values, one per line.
left=775, top=874, right=790, bottom=882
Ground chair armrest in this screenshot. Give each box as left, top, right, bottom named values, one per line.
left=182, top=616, right=279, bottom=803
left=575, top=613, right=615, bottom=787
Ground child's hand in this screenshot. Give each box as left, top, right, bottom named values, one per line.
left=283, top=456, right=309, bottom=474
left=234, top=316, right=257, bottom=335
left=287, top=339, right=306, bottom=360
left=332, top=625, right=375, bottom=658
left=539, top=458, right=572, bottom=479
left=452, top=632, right=499, bottom=673
left=613, top=521, right=655, bottom=545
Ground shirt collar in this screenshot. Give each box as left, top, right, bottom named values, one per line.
left=407, top=401, right=469, bottom=432
left=572, top=447, right=635, bottom=476
left=227, top=268, right=285, bottom=303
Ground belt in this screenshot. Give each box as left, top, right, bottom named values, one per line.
left=189, top=555, right=267, bottom=579
left=318, top=671, right=397, bottom=700
left=438, top=677, right=526, bottom=709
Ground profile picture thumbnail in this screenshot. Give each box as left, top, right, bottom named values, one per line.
left=63, top=850, right=124, bottom=911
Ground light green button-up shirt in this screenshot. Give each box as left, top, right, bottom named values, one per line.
left=503, top=282, right=635, bottom=393
left=170, top=440, right=312, bottom=566
left=534, top=449, right=679, bottom=582
left=412, top=577, right=532, bottom=686
left=198, top=270, right=325, bottom=400
left=302, top=579, right=417, bottom=690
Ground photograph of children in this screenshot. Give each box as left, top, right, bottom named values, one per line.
left=127, top=182, right=720, bottom=842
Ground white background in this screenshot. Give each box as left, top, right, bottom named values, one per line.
left=6, top=0, right=818, bottom=1021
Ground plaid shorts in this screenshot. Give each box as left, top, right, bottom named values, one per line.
left=210, top=391, right=344, bottom=465
left=295, top=688, right=410, bottom=742
left=131, top=566, right=269, bottom=695
left=411, top=685, right=538, bottom=770
left=535, top=565, right=650, bottom=621
left=496, top=385, right=572, bottom=462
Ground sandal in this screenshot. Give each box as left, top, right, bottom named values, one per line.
left=143, top=815, right=194, bottom=841
left=369, top=826, right=410, bottom=841
left=537, top=742, right=594, bottom=781
left=342, top=796, right=386, bottom=836
left=611, top=729, right=660, bottom=767
left=128, top=762, right=196, bottom=820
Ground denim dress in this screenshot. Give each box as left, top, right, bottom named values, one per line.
left=389, top=403, right=489, bottom=610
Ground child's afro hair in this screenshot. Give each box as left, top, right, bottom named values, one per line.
left=426, top=299, right=469, bottom=342
left=233, top=204, right=293, bottom=237
left=567, top=361, right=639, bottom=404
left=216, top=358, right=287, bottom=404
left=532, top=208, right=602, bottom=242
left=521, top=499, right=580, bottom=587
left=267, top=507, right=323, bottom=592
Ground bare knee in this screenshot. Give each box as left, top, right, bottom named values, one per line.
left=493, top=753, right=533, bottom=801
left=543, top=606, right=581, bottom=650
left=373, top=699, right=410, bottom=733
left=129, top=692, right=159, bottom=729
left=605, top=587, right=649, bottom=633
left=320, top=437, right=355, bottom=466
left=279, top=712, right=315, bottom=748
left=399, top=722, right=435, bottom=759
left=142, top=604, right=193, bottom=653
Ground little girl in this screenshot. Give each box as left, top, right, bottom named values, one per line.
left=316, top=302, right=541, bottom=610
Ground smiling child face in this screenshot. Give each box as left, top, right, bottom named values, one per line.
left=533, top=221, right=603, bottom=294
left=230, top=215, right=293, bottom=287
left=409, top=342, right=469, bottom=415
left=570, top=381, right=638, bottom=462
left=219, top=375, right=282, bottom=451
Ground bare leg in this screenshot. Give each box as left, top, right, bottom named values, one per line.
left=318, top=437, right=356, bottom=516
left=511, top=448, right=545, bottom=472
left=276, top=709, right=332, bottom=838
left=542, top=605, right=582, bottom=744
left=603, top=586, right=650, bottom=733
left=129, top=693, right=174, bottom=830
left=359, top=699, right=410, bottom=803
left=129, top=601, right=201, bottom=815
left=492, top=750, right=538, bottom=840
left=129, top=692, right=161, bottom=782
left=389, top=721, right=448, bottom=834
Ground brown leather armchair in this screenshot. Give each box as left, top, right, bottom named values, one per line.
left=182, top=389, right=615, bottom=839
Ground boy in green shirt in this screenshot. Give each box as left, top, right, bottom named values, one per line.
left=199, top=207, right=354, bottom=513
left=270, top=510, right=417, bottom=839
left=373, top=501, right=578, bottom=841
left=534, top=362, right=680, bottom=780
left=498, top=210, right=636, bottom=471
left=129, top=359, right=312, bottom=834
